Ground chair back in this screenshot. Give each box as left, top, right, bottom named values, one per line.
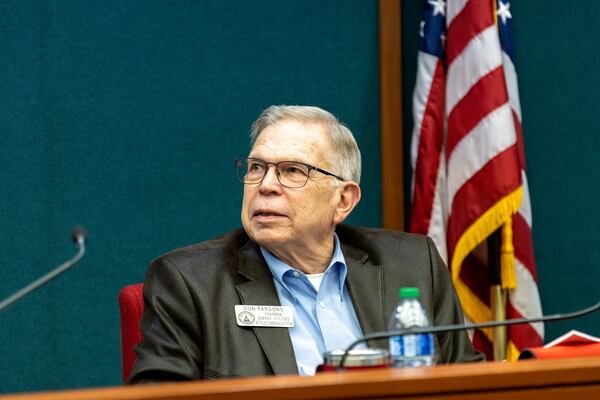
left=118, top=283, right=144, bottom=382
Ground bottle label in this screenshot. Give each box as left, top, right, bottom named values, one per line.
left=389, top=333, right=434, bottom=357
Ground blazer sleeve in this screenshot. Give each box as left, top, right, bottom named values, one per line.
left=127, top=257, right=204, bottom=383
left=428, top=237, right=486, bottom=363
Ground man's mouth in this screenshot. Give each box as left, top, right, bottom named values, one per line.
left=254, top=210, right=285, bottom=217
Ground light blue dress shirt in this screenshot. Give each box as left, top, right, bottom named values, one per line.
left=260, top=234, right=364, bottom=375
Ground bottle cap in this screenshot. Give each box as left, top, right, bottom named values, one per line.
left=399, top=287, right=420, bottom=298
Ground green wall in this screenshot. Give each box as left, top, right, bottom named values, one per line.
left=0, top=0, right=380, bottom=393
left=402, top=0, right=600, bottom=344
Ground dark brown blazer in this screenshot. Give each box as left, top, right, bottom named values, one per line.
left=128, top=225, right=482, bottom=383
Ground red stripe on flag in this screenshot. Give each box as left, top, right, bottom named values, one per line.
left=446, top=67, right=509, bottom=156
left=507, top=302, right=544, bottom=349
left=512, top=110, right=526, bottom=169
left=458, top=251, right=491, bottom=306
left=447, top=146, right=522, bottom=259
left=512, top=213, right=537, bottom=281
left=446, top=0, right=495, bottom=65
left=409, top=61, right=446, bottom=234
left=472, top=329, right=493, bottom=360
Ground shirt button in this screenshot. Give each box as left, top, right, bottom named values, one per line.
left=319, top=301, right=326, bottom=309
left=293, top=271, right=300, bottom=277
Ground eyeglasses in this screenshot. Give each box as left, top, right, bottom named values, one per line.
left=234, top=157, right=345, bottom=188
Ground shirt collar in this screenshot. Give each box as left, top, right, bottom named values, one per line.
left=260, top=233, right=348, bottom=292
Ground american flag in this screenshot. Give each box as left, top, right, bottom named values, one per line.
left=409, top=0, right=544, bottom=359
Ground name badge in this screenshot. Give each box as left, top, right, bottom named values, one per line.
left=235, top=305, right=295, bottom=327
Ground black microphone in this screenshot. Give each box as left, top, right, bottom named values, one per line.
left=338, top=300, right=600, bottom=369
left=0, top=226, right=88, bottom=312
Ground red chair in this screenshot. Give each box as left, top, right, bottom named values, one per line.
left=118, top=283, right=144, bottom=382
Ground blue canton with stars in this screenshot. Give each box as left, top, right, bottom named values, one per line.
left=420, top=0, right=446, bottom=59
left=496, top=0, right=515, bottom=62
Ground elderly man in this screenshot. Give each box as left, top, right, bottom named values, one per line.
left=128, top=105, right=481, bottom=382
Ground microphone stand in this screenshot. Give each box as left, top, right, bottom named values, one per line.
left=0, top=226, right=87, bottom=312
left=338, top=300, right=600, bottom=370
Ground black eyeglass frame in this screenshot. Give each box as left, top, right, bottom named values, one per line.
left=234, top=157, right=346, bottom=188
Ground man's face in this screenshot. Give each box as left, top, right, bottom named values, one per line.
left=241, top=119, right=340, bottom=252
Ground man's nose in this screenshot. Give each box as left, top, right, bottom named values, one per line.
left=259, top=164, right=282, bottom=191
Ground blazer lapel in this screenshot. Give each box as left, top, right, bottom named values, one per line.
left=235, top=241, right=298, bottom=375
left=343, top=242, right=387, bottom=347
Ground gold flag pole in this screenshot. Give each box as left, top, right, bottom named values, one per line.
left=488, top=229, right=507, bottom=360
left=491, top=285, right=507, bottom=360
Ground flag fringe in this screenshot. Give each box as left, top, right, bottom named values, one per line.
left=451, top=186, right=523, bottom=336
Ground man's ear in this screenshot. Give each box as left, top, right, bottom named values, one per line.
left=332, top=182, right=361, bottom=225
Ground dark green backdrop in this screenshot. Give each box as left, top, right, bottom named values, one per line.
left=1, top=0, right=598, bottom=395
left=0, top=0, right=380, bottom=393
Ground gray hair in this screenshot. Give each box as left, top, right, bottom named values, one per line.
left=250, top=105, right=362, bottom=183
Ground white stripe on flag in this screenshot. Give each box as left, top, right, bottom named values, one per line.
left=502, top=52, right=522, bottom=121
left=446, top=25, right=502, bottom=113
left=512, top=259, right=545, bottom=337
left=518, top=171, right=532, bottom=226
left=411, top=52, right=440, bottom=169
left=446, top=0, right=469, bottom=26
left=428, top=151, right=449, bottom=263
left=447, top=103, right=517, bottom=208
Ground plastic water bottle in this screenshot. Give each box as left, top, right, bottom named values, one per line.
left=388, top=287, right=436, bottom=367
